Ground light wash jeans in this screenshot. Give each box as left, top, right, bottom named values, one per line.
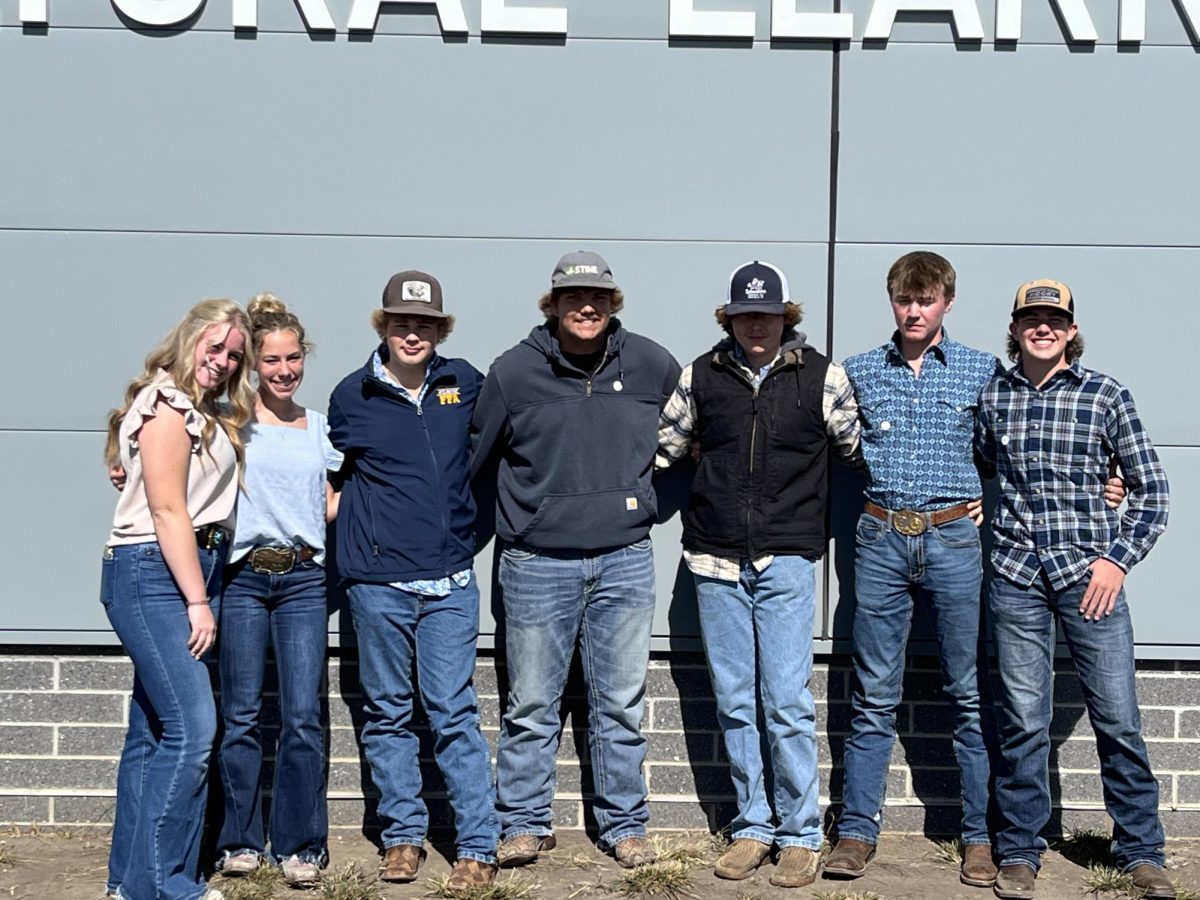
left=694, top=555, right=821, bottom=849
left=839, top=513, right=993, bottom=847
left=496, top=539, right=656, bottom=848
left=102, top=541, right=225, bottom=900
left=215, top=559, right=328, bottom=866
left=347, top=574, right=498, bottom=864
left=989, top=571, right=1165, bottom=872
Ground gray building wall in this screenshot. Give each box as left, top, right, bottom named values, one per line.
left=2, top=0, right=1199, bottom=829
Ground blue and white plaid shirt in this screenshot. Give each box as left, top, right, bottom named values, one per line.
left=975, top=361, right=1169, bottom=591
left=843, top=330, right=1003, bottom=511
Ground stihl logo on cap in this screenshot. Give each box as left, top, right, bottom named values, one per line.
left=401, top=281, right=431, bottom=303
left=1025, top=286, right=1062, bottom=303
left=745, top=277, right=767, bottom=300
left=565, top=265, right=600, bottom=276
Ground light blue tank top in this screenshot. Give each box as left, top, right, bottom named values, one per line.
left=230, top=410, right=344, bottom=566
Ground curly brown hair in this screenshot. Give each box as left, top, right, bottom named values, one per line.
left=371, top=309, right=456, bottom=343
left=714, top=302, right=804, bottom=335
left=537, top=288, right=626, bottom=318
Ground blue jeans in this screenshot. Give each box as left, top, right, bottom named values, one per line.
left=839, top=513, right=992, bottom=846
left=346, top=575, right=497, bottom=863
left=989, top=572, right=1165, bottom=872
left=215, top=559, right=328, bottom=864
left=694, top=556, right=821, bottom=849
left=496, top=540, right=656, bottom=847
left=102, top=541, right=225, bottom=900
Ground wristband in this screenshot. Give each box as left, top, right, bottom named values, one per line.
left=186, top=600, right=209, bottom=607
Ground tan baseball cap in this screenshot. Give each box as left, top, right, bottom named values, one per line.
left=1012, top=279, right=1074, bottom=320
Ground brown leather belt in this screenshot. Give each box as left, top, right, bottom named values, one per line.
left=864, top=500, right=975, bottom=537
left=247, top=544, right=317, bottom=574
left=195, top=524, right=230, bottom=551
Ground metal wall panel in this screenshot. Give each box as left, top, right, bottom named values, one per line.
left=0, top=28, right=831, bottom=241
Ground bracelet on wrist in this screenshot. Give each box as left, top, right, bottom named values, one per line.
left=186, top=600, right=209, bottom=607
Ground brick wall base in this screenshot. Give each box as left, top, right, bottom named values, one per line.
left=2, top=651, right=1198, bottom=835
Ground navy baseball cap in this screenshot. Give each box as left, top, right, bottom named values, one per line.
left=725, top=260, right=789, bottom=315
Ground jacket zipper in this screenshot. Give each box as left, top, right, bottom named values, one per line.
left=584, top=352, right=609, bottom=398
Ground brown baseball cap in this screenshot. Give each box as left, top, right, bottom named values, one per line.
left=1012, top=279, right=1074, bottom=320
left=381, top=270, right=450, bottom=319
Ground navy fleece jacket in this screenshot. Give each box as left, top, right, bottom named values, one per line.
left=328, top=349, right=482, bottom=583
left=470, top=319, right=681, bottom=551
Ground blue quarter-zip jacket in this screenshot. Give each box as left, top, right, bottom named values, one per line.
left=470, top=319, right=681, bottom=551
left=328, top=348, right=482, bottom=583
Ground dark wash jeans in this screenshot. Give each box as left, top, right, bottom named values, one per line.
left=838, top=514, right=993, bottom=847
left=215, top=559, right=328, bottom=865
left=102, top=541, right=225, bottom=900
left=989, top=571, right=1165, bottom=872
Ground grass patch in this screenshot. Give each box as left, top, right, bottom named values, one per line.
left=1055, top=828, right=1113, bottom=868
left=215, top=861, right=282, bottom=900
left=1174, top=888, right=1200, bottom=900
left=812, top=891, right=884, bottom=900
left=927, top=838, right=963, bottom=867
left=318, top=862, right=384, bottom=900
left=424, top=871, right=538, bottom=899
left=609, top=860, right=697, bottom=898
left=0, top=841, right=16, bottom=868
left=1082, top=863, right=1134, bottom=895
left=648, top=835, right=708, bottom=867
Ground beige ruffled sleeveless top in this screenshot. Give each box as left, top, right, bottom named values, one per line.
left=107, top=370, right=238, bottom=546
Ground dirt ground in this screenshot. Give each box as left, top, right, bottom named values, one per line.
left=1, top=829, right=1197, bottom=900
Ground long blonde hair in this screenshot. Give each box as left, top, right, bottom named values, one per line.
left=104, top=299, right=256, bottom=469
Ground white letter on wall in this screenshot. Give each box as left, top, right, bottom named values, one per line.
left=668, top=0, right=755, bottom=38
left=772, top=0, right=853, bottom=39
left=232, top=0, right=336, bottom=31
left=864, top=0, right=984, bottom=39
left=1118, top=0, right=1200, bottom=43
left=995, top=0, right=1097, bottom=41
left=111, top=0, right=205, bottom=26
left=19, top=0, right=48, bottom=23
left=347, top=0, right=468, bottom=34
left=481, top=0, right=566, bottom=34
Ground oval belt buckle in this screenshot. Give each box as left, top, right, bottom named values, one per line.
left=892, top=509, right=927, bottom=536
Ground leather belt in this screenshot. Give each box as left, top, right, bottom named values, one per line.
left=864, top=500, right=975, bottom=537
left=195, top=524, right=230, bottom=550
left=247, top=544, right=317, bottom=574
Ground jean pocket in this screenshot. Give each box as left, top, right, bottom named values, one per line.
left=933, top=518, right=981, bottom=548
left=855, top=514, right=887, bottom=546
left=99, top=554, right=117, bottom=610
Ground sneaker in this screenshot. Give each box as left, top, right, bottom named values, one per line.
left=201, top=890, right=225, bottom=900
left=613, top=835, right=657, bottom=868
left=280, top=855, right=321, bottom=887
left=497, top=833, right=557, bottom=868
left=714, top=838, right=771, bottom=880
left=445, top=858, right=498, bottom=894
left=217, top=850, right=261, bottom=876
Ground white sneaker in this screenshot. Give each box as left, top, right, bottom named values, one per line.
left=217, top=849, right=261, bottom=875
left=202, top=889, right=225, bottom=900
left=280, top=855, right=321, bottom=886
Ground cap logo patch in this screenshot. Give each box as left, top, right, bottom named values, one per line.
left=436, top=387, right=461, bottom=405
left=401, top=281, right=432, bottom=303
left=564, top=265, right=600, bottom=276
left=745, top=277, right=767, bottom=300
left=1025, top=286, right=1062, bottom=303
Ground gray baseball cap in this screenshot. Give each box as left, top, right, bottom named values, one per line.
left=550, top=251, right=620, bottom=292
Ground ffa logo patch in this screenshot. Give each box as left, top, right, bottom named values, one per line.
left=437, top=387, right=461, bottom=405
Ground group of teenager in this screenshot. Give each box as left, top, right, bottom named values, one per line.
left=99, top=249, right=1174, bottom=900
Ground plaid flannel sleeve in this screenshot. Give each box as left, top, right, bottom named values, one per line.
left=1103, top=385, right=1170, bottom=571
left=656, top=363, right=696, bottom=471
left=823, top=362, right=863, bottom=467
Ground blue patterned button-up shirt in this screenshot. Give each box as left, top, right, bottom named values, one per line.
left=843, top=330, right=1002, bottom=511
left=975, top=362, right=1169, bottom=591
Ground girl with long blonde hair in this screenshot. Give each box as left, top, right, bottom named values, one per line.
left=102, top=299, right=253, bottom=900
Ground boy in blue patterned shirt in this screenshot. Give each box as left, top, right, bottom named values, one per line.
left=975, top=280, right=1173, bottom=900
